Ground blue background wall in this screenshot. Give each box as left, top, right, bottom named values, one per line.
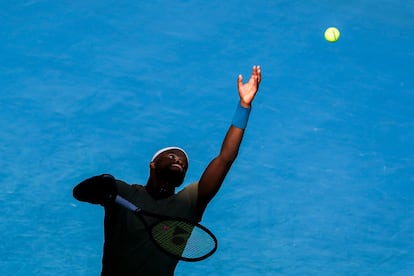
left=1, top=1, right=413, bottom=275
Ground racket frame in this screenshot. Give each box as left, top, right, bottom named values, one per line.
left=115, top=195, right=217, bottom=262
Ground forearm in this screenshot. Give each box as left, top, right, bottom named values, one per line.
left=219, top=102, right=251, bottom=161
left=197, top=104, right=251, bottom=206
left=219, top=125, right=244, bottom=163
left=73, top=174, right=117, bottom=205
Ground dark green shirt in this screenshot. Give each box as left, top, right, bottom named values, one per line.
left=101, top=180, right=199, bottom=276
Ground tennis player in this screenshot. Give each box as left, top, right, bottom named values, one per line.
left=73, top=65, right=262, bottom=275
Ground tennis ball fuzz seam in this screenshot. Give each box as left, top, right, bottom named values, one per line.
left=324, top=27, right=340, bottom=42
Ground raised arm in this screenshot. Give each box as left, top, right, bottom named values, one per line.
left=196, top=65, right=261, bottom=218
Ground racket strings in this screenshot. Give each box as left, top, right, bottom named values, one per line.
left=151, top=219, right=216, bottom=260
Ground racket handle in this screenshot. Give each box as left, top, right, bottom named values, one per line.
left=115, top=195, right=139, bottom=212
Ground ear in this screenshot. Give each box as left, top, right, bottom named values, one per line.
left=150, top=161, right=156, bottom=169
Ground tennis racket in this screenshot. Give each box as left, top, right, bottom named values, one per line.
left=114, top=195, right=217, bottom=262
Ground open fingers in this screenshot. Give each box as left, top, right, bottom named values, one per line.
left=252, top=65, right=261, bottom=84
left=239, top=65, right=262, bottom=90
left=256, top=65, right=261, bottom=84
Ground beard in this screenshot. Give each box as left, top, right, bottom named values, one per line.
left=155, top=165, right=185, bottom=187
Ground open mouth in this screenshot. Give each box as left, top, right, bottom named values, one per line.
left=170, top=164, right=184, bottom=172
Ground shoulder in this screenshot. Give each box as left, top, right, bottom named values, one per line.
left=115, top=180, right=146, bottom=195
left=178, top=182, right=198, bottom=197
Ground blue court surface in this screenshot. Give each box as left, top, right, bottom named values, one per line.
left=1, top=1, right=413, bottom=275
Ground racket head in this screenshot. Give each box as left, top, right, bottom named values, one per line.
left=149, top=218, right=218, bottom=262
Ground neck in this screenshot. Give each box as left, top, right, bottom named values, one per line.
left=145, top=178, right=174, bottom=200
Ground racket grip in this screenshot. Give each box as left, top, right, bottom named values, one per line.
left=115, top=195, right=139, bottom=212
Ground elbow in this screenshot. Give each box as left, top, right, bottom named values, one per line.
left=72, top=185, right=81, bottom=201
left=222, top=150, right=239, bottom=165
left=73, top=181, right=90, bottom=202
left=220, top=154, right=237, bottom=169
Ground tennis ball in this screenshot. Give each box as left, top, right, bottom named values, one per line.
left=324, top=27, right=340, bottom=42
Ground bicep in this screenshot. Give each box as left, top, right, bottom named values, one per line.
left=197, top=157, right=233, bottom=215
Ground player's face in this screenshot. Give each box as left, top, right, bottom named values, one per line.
left=154, top=149, right=188, bottom=186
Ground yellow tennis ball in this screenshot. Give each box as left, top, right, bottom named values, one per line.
left=324, top=27, right=340, bottom=42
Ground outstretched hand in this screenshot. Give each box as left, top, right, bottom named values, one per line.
left=237, top=65, right=261, bottom=108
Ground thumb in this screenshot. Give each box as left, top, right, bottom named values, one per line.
left=237, top=74, right=243, bottom=90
